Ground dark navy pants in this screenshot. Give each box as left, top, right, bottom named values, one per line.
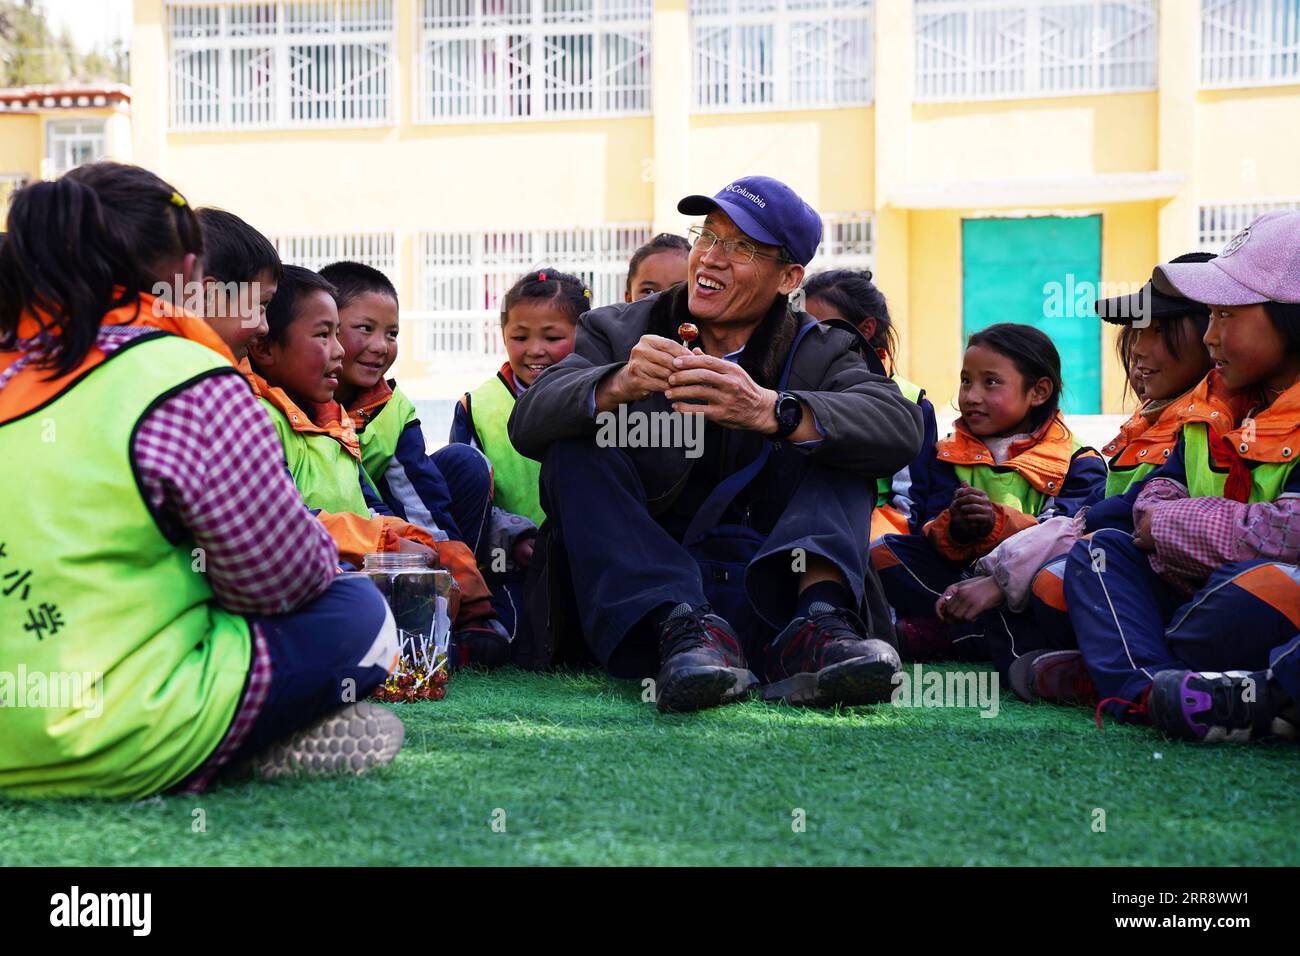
left=539, top=437, right=876, bottom=678
left=1065, top=529, right=1300, bottom=718
left=230, top=574, right=398, bottom=760
left=429, top=443, right=493, bottom=554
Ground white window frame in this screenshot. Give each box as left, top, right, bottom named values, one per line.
left=1198, top=199, right=1300, bottom=251
left=1201, top=0, right=1300, bottom=89
left=1, top=174, right=31, bottom=217
left=690, top=0, right=875, bottom=113
left=415, top=0, right=653, bottom=124
left=44, top=119, right=108, bottom=177
left=808, top=212, right=875, bottom=272
left=167, top=1, right=396, bottom=131
left=914, top=0, right=1157, bottom=103
left=408, top=223, right=653, bottom=358
left=272, top=231, right=399, bottom=285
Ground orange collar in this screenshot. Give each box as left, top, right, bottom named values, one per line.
left=1102, top=389, right=1217, bottom=467
left=1181, top=371, right=1300, bottom=462
left=128, top=293, right=236, bottom=366
left=937, top=412, right=1079, bottom=495
left=345, top=378, right=394, bottom=429
left=2, top=292, right=234, bottom=422
left=13, top=291, right=234, bottom=365
left=244, top=366, right=361, bottom=460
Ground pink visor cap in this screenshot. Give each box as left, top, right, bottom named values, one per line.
left=1152, top=210, right=1300, bottom=306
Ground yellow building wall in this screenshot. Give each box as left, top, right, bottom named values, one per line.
left=909, top=92, right=1159, bottom=182
left=1194, top=85, right=1300, bottom=201
left=0, top=106, right=127, bottom=183
left=688, top=107, right=874, bottom=214
left=0, top=114, right=42, bottom=177
left=904, top=202, right=1157, bottom=419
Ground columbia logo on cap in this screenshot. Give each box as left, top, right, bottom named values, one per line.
left=725, top=184, right=766, bottom=209
left=1222, top=225, right=1252, bottom=257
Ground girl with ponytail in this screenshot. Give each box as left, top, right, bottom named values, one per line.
left=0, top=167, right=405, bottom=799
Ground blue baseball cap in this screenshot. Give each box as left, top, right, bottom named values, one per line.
left=677, top=176, right=822, bottom=267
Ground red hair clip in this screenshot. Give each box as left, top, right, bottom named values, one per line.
left=538, top=271, right=547, bottom=282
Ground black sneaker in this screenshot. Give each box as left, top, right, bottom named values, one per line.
left=654, top=605, right=757, bottom=714
left=760, top=604, right=900, bottom=708
left=1150, top=668, right=1299, bottom=744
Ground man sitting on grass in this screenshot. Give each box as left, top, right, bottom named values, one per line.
left=509, top=176, right=923, bottom=713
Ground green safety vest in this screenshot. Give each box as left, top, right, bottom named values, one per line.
left=1104, top=460, right=1160, bottom=498
left=262, top=399, right=372, bottom=516
left=0, top=333, right=251, bottom=799
left=953, top=432, right=1086, bottom=518
left=469, top=376, right=544, bottom=526
left=357, top=383, right=418, bottom=490
left=877, top=373, right=924, bottom=507
left=1184, top=423, right=1298, bottom=503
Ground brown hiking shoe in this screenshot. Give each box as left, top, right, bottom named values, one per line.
left=1009, top=649, right=1099, bottom=706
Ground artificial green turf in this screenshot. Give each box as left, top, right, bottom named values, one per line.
left=2, top=666, right=1297, bottom=866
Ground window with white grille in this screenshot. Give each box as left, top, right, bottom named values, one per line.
left=273, top=232, right=398, bottom=278
left=411, top=224, right=652, bottom=356
left=811, top=213, right=875, bottom=272
left=691, top=0, right=874, bottom=111
left=167, top=1, right=394, bottom=130
left=45, top=120, right=107, bottom=177
left=417, top=0, right=653, bottom=121
left=914, top=0, right=1156, bottom=102
left=1198, top=200, right=1300, bottom=250
left=1202, top=0, right=1300, bottom=88
left=1, top=174, right=30, bottom=218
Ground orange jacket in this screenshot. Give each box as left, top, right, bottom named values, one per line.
left=924, top=412, right=1105, bottom=563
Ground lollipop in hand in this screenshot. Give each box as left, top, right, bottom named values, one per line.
left=677, top=322, right=699, bottom=348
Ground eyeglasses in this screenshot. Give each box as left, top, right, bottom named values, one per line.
left=687, top=225, right=792, bottom=266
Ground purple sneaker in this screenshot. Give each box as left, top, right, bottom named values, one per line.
left=1150, top=669, right=1298, bottom=744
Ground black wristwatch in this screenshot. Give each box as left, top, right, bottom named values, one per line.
left=773, top=392, right=803, bottom=439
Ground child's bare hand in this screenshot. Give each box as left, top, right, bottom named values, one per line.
left=396, top=537, right=435, bottom=562
left=936, top=576, right=1005, bottom=622
left=949, top=483, right=996, bottom=541
left=513, top=536, right=536, bottom=569
left=1132, top=509, right=1156, bottom=551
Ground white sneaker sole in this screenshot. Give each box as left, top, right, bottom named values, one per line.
left=249, top=702, right=405, bottom=779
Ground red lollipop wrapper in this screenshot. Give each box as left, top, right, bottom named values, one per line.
left=677, top=322, right=699, bottom=345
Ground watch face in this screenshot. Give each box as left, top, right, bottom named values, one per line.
left=776, top=394, right=801, bottom=431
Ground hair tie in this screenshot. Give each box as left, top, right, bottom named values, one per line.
left=583, top=289, right=591, bottom=299
left=537, top=271, right=547, bottom=282
left=169, top=191, right=187, bottom=208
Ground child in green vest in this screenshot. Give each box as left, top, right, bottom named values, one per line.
left=319, top=260, right=510, bottom=666
left=802, top=268, right=941, bottom=545
left=934, top=256, right=1221, bottom=688
left=451, top=268, right=587, bottom=559
left=193, top=207, right=280, bottom=363
left=871, top=322, right=1107, bottom=661
left=245, top=266, right=451, bottom=569
left=0, top=168, right=402, bottom=799
left=1044, top=211, right=1300, bottom=743
left=450, top=269, right=586, bottom=642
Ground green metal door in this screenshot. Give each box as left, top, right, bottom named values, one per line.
left=961, top=215, right=1102, bottom=415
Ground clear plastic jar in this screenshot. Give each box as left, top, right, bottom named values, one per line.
left=346, top=553, right=459, bottom=698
